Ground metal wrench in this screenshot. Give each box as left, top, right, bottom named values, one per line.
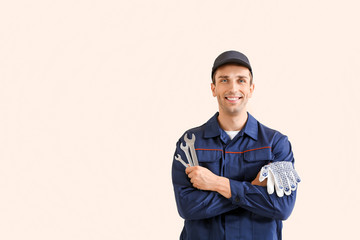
left=175, top=154, right=188, bottom=168
left=184, top=133, right=199, bottom=166
left=180, top=142, right=194, bottom=166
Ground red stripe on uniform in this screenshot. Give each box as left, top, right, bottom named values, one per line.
left=195, top=146, right=271, bottom=154
left=195, top=148, right=223, bottom=152
left=225, top=146, right=271, bottom=154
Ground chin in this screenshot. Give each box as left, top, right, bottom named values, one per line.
left=225, top=109, right=243, bottom=116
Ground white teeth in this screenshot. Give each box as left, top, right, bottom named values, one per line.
left=227, top=97, right=239, bottom=100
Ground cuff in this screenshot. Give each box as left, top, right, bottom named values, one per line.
left=229, top=179, right=245, bottom=205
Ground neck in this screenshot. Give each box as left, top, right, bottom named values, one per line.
left=217, top=110, right=248, bottom=131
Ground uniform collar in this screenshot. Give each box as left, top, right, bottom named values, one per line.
left=203, top=112, right=258, bottom=141
left=243, top=113, right=258, bottom=141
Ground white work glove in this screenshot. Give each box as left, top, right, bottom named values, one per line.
left=259, top=161, right=301, bottom=197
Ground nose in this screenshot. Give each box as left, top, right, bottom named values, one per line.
left=229, top=80, right=239, bottom=92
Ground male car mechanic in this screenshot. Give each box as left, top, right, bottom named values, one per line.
left=171, top=50, right=299, bottom=240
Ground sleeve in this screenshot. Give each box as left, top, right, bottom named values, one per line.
left=171, top=138, right=238, bottom=221
left=228, top=135, right=298, bottom=220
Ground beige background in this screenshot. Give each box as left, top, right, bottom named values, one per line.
left=1, top=0, right=359, bottom=239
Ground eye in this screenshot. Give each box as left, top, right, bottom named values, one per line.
left=220, top=79, right=227, bottom=83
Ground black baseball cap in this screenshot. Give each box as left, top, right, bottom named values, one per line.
left=211, top=50, right=252, bottom=79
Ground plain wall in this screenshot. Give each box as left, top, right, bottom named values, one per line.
left=1, top=0, right=359, bottom=239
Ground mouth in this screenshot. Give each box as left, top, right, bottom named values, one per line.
left=225, top=96, right=243, bottom=103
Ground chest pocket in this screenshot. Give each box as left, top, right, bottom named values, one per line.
left=196, top=149, right=222, bottom=176
left=243, top=147, right=273, bottom=181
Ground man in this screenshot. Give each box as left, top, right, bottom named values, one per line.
left=172, top=50, right=299, bottom=240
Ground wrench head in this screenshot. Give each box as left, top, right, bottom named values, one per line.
left=184, top=133, right=196, bottom=144
left=180, top=141, right=189, bottom=150
left=174, top=154, right=182, bottom=161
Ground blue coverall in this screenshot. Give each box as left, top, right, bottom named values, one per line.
left=172, top=112, right=297, bottom=240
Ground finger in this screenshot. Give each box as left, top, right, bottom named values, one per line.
left=272, top=170, right=284, bottom=197
left=185, top=166, right=195, bottom=175
left=284, top=162, right=301, bottom=183
left=282, top=172, right=292, bottom=195
left=267, top=171, right=275, bottom=194
left=292, top=168, right=301, bottom=183
left=275, top=183, right=284, bottom=197
left=187, top=170, right=194, bottom=179
left=288, top=171, right=297, bottom=191
left=259, top=165, right=269, bottom=182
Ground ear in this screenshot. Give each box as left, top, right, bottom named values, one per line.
left=248, top=83, right=255, bottom=98
left=211, top=83, right=216, bottom=97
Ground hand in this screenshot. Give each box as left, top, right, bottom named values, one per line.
left=259, top=161, right=301, bottom=197
left=186, top=166, right=218, bottom=191
left=251, top=170, right=268, bottom=187
left=185, top=166, right=231, bottom=198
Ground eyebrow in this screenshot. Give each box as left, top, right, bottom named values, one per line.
left=218, top=75, right=249, bottom=79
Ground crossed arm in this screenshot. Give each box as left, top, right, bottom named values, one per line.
left=172, top=135, right=297, bottom=221
left=186, top=166, right=266, bottom=199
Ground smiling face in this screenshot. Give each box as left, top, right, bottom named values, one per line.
left=211, top=64, right=254, bottom=117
